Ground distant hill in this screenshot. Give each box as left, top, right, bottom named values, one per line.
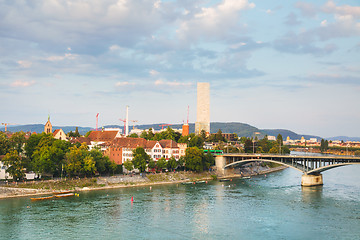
left=0, top=122, right=328, bottom=140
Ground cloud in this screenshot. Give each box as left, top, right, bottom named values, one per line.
left=154, top=79, right=192, bottom=87
left=17, top=60, right=32, bottom=68
left=273, top=31, right=338, bottom=56
left=46, top=53, right=78, bottom=62
left=284, top=12, right=301, bottom=26
left=303, top=73, right=360, bottom=85
left=149, top=70, right=159, bottom=76
left=10, top=80, right=36, bottom=87
left=115, top=81, right=136, bottom=87
left=322, top=1, right=360, bottom=18
left=176, top=0, right=255, bottom=42
left=295, top=2, right=318, bottom=17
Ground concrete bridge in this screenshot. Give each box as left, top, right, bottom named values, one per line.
left=215, top=153, right=360, bottom=186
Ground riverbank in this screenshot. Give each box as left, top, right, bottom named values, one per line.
left=0, top=166, right=286, bottom=199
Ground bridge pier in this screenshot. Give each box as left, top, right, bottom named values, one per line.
left=301, top=174, right=323, bottom=187
left=215, top=155, right=226, bottom=176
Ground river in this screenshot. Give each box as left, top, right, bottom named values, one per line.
left=0, top=157, right=359, bottom=239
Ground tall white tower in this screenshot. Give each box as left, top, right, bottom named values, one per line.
left=195, top=82, right=210, bottom=135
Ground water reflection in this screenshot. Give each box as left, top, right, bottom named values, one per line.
left=301, top=186, right=323, bottom=203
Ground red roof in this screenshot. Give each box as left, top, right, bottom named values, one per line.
left=88, top=131, right=119, bottom=142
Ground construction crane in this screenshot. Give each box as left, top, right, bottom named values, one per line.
left=159, top=124, right=172, bottom=130
left=119, top=119, right=126, bottom=135
left=1, top=123, right=14, bottom=132
left=96, top=113, right=99, bottom=131
left=130, top=120, right=138, bottom=130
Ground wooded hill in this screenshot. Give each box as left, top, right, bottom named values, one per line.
left=2, top=122, right=322, bottom=140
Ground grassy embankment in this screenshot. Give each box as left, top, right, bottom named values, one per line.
left=4, top=172, right=215, bottom=191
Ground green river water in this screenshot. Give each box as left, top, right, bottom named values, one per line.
left=1, top=164, right=359, bottom=239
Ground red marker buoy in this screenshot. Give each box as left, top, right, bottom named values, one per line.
left=131, top=196, right=134, bottom=202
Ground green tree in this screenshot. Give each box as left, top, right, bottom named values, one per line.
left=83, top=155, right=96, bottom=176
left=132, top=147, right=150, bottom=172
left=148, top=159, right=156, bottom=170
left=9, top=131, right=26, bottom=154
left=3, top=150, right=25, bottom=181
left=320, top=139, right=325, bottom=152
left=200, top=129, right=207, bottom=140
left=0, top=132, right=11, bottom=155
left=189, top=135, right=204, bottom=148
left=129, top=133, right=139, bottom=138
left=123, top=160, right=134, bottom=172
left=244, top=138, right=253, bottom=153
left=32, top=135, right=69, bottom=177
left=156, top=157, right=167, bottom=170
left=354, top=150, right=360, bottom=156
left=65, top=144, right=89, bottom=177
left=167, top=156, right=178, bottom=171
left=85, top=131, right=92, bottom=138
left=184, top=147, right=204, bottom=172
left=203, top=152, right=215, bottom=171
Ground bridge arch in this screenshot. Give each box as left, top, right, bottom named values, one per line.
left=224, top=158, right=305, bottom=173
left=307, top=162, right=360, bottom=174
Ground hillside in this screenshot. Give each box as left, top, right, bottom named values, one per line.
left=1, top=122, right=323, bottom=140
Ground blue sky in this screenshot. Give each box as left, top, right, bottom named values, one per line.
left=1, top=0, right=359, bottom=138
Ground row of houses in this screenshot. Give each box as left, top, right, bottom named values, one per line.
left=71, top=130, right=187, bottom=165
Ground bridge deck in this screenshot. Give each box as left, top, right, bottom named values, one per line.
left=219, top=153, right=360, bottom=174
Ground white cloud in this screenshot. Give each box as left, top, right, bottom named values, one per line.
left=10, top=80, right=36, bottom=87
left=17, top=60, right=32, bottom=68
left=322, top=1, right=360, bottom=19
left=154, top=79, right=192, bottom=87
left=46, top=53, right=77, bottom=62
left=109, top=45, right=121, bottom=51
left=266, top=9, right=272, bottom=14
left=149, top=70, right=159, bottom=76
left=115, top=81, right=136, bottom=87
left=230, top=42, right=247, bottom=49
left=321, top=20, right=328, bottom=27
left=177, top=0, right=255, bottom=42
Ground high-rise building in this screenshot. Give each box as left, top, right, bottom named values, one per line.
left=195, top=82, right=210, bottom=135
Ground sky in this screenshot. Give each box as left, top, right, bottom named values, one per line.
left=0, top=0, right=359, bottom=138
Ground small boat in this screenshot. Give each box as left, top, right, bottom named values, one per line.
left=195, top=181, right=206, bottom=184
left=53, top=191, right=72, bottom=195
left=181, top=182, right=194, bottom=185
left=241, top=176, right=250, bottom=179
left=54, top=193, right=75, bottom=198
left=31, top=196, right=54, bottom=201
left=219, top=179, right=230, bottom=182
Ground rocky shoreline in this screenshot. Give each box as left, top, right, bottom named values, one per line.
left=0, top=166, right=287, bottom=200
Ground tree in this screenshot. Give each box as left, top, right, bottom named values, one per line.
left=123, top=160, right=134, bottom=172
left=85, top=131, right=92, bottom=138
left=0, top=132, right=11, bottom=155
left=355, top=150, right=360, bottom=156
left=156, top=157, right=167, bottom=171
left=200, top=130, right=207, bottom=140
left=3, top=150, right=25, bottom=181
left=203, top=152, right=215, bottom=171
left=64, top=144, right=89, bottom=177
left=185, top=147, right=204, bottom=172
left=167, top=156, right=178, bottom=171
left=32, top=135, right=69, bottom=177
left=132, top=147, right=150, bottom=172
left=189, top=135, right=204, bottom=148
left=129, top=133, right=139, bottom=138
left=83, top=155, right=96, bottom=176
left=320, top=139, right=325, bottom=152
left=9, top=131, right=26, bottom=154
left=244, top=138, right=253, bottom=153
left=148, top=159, right=156, bottom=170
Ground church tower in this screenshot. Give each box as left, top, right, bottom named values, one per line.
left=44, top=116, right=52, bottom=134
